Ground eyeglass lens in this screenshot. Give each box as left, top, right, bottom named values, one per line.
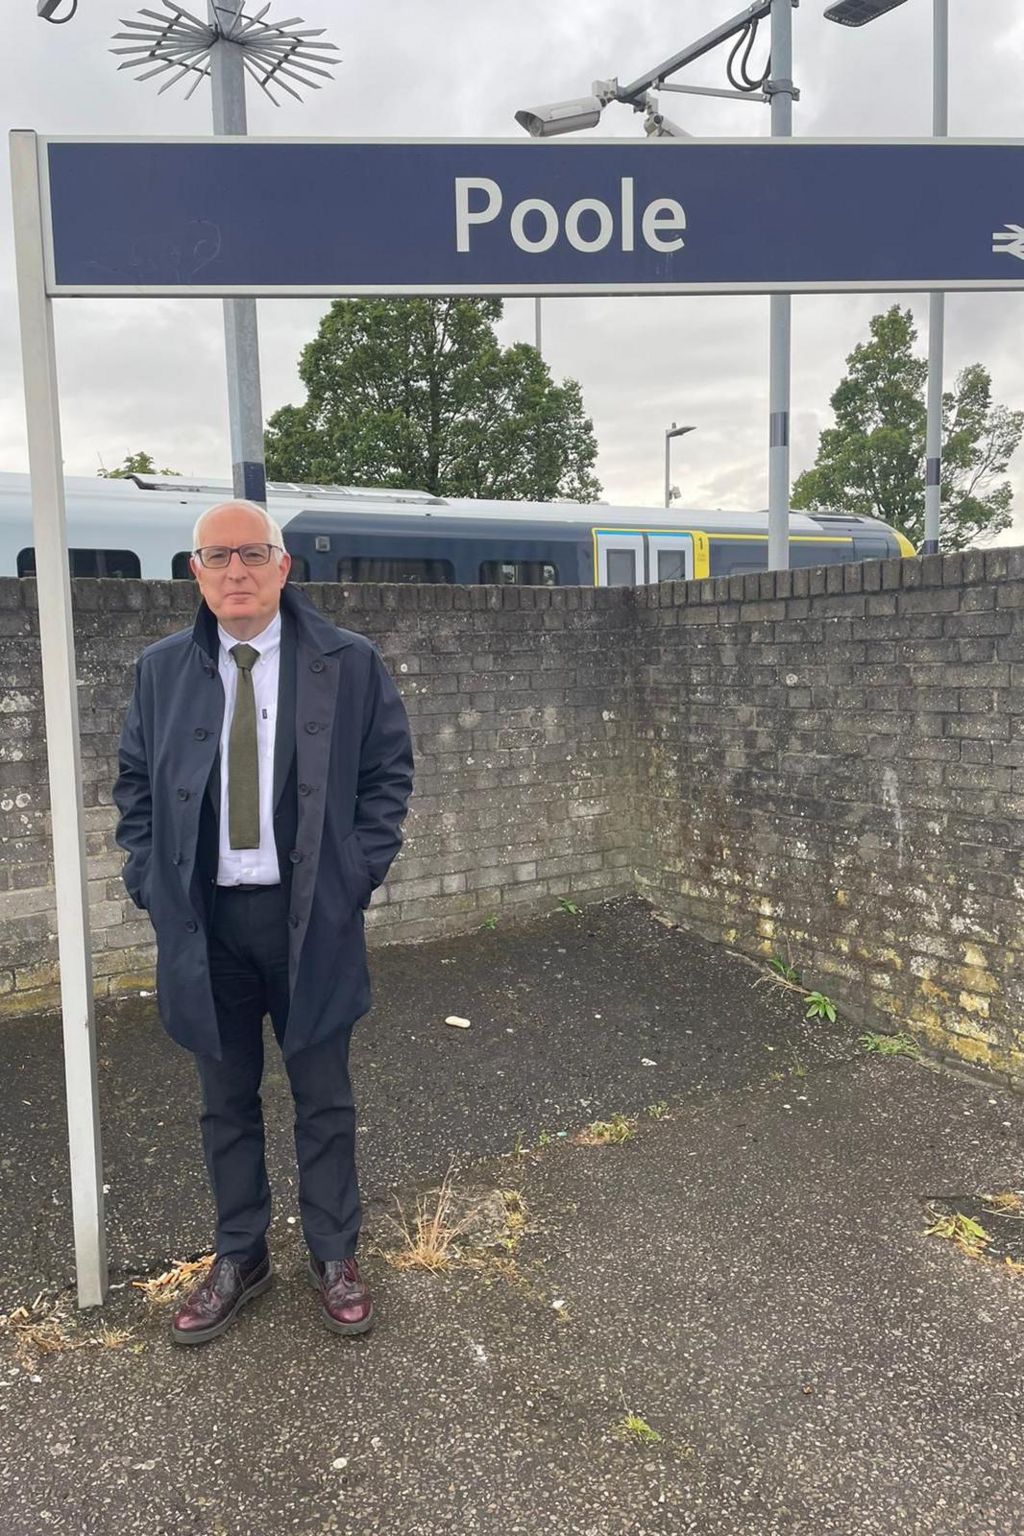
left=200, top=544, right=273, bottom=567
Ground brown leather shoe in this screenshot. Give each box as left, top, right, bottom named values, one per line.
left=170, top=1252, right=273, bottom=1345
left=308, top=1255, right=373, bottom=1335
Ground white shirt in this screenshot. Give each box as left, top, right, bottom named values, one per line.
left=215, top=610, right=282, bottom=887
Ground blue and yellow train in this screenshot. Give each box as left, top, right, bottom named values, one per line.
left=0, top=471, right=913, bottom=586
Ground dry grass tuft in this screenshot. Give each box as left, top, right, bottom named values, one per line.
left=381, top=1163, right=472, bottom=1273
left=980, top=1190, right=1024, bottom=1215
left=0, top=1293, right=139, bottom=1370
left=131, top=1254, right=215, bottom=1306
left=379, top=1167, right=534, bottom=1284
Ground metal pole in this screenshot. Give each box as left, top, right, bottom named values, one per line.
left=665, top=425, right=673, bottom=507
left=10, top=130, right=107, bottom=1309
left=923, top=0, right=948, bottom=556
left=209, top=2, right=267, bottom=506
left=767, top=0, right=794, bottom=572
left=534, top=296, right=542, bottom=356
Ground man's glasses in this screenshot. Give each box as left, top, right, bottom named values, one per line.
left=193, top=543, right=280, bottom=569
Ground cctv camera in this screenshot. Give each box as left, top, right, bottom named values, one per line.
left=514, top=96, right=605, bottom=138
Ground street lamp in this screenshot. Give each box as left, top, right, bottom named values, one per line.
left=515, top=2, right=799, bottom=569
left=110, top=0, right=339, bottom=504
left=665, top=423, right=695, bottom=508
left=825, top=0, right=946, bottom=554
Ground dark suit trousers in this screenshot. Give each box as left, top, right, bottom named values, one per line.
left=193, top=884, right=361, bottom=1264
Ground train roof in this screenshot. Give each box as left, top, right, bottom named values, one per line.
left=0, top=471, right=853, bottom=538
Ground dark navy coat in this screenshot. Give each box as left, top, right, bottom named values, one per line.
left=113, top=584, right=414, bottom=1061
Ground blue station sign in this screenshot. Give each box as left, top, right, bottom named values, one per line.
left=38, top=136, right=1024, bottom=297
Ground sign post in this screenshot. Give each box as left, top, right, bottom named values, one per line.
left=10, top=129, right=106, bottom=1308
left=12, top=126, right=1024, bottom=1305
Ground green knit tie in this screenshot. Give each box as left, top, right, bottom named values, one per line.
left=228, top=643, right=260, bottom=850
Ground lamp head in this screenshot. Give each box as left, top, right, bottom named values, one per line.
left=824, top=0, right=911, bottom=26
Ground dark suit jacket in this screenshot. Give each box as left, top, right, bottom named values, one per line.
left=113, top=584, right=415, bottom=1061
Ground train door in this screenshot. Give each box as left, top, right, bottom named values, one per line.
left=594, top=530, right=695, bottom=586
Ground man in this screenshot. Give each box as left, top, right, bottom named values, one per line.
left=113, top=500, right=414, bottom=1344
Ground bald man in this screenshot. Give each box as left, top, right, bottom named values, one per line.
left=114, top=501, right=414, bottom=1343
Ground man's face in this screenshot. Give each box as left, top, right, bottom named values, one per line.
left=189, top=504, right=291, bottom=637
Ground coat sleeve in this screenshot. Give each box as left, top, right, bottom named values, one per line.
left=112, top=658, right=153, bottom=911
left=352, top=646, right=414, bottom=900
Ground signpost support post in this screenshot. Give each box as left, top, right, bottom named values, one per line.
left=9, top=129, right=106, bottom=1309
left=768, top=0, right=795, bottom=572
left=923, top=0, right=948, bottom=555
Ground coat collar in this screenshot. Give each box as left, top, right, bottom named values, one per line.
left=192, top=582, right=357, bottom=663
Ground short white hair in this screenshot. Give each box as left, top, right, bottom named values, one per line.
left=192, top=500, right=285, bottom=556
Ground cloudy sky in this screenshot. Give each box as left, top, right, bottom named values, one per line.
left=3, top=0, right=1024, bottom=540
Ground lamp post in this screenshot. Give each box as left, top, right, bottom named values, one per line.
left=665, top=423, right=696, bottom=507
left=825, top=0, right=947, bottom=554
left=515, top=1, right=799, bottom=567
left=111, top=0, right=339, bottom=505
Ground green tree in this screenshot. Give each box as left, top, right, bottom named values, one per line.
left=264, top=298, right=601, bottom=502
left=792, top=305, right=1023, bottom=551
left=98, top=451, right=180, bottom=479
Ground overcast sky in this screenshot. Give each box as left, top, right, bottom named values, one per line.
left=3, top=0, right=1024, bottom=540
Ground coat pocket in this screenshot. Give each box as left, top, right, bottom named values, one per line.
left=340, top=830, right=374, bottom=911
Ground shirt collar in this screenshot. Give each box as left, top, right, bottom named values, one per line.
left=217, top=608, right=282, bottom=662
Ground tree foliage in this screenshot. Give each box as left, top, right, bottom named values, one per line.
left=792, top=306, right=1023, bottom=550
left=98, top=451, right=179, bottom=479
left=264, top=298, right=601, bottom=502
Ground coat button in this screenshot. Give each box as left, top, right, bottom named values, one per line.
left=289, top=850, right=303, bottom=864
left=173, top=854, right=182, bottom=866
left=185, top=919, right=198, bottom=933
left=298, top=782, right=312, bottom=796
left=310, top=658, right=325, bottom=673
left=194, top=727, right=208, bottom=740
left=177, top=787, right=190, bottom=800
left=304, top=721, right=319, bottom=734
left=289, top=914, right=300, bottom=928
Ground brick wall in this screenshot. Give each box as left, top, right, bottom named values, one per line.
left=0, top=578, right=636, bottom=1014
left=631, top=547, right=1024, bottom=1090
left=1, top=551, right=1022, bottom=1088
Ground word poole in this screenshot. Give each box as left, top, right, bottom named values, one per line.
left=454, top=177, right=687, bottom=256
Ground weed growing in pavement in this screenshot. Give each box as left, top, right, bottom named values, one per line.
left=574, top=1113, right=637, bottom=1146
left=859, top=1031, right=919, bottom=1058
left=480, top=914, right=499, bottom=930
left=923, top=1209, right=992, bottom=1259
left=645, top=1101, right=670, bottom=1118
left=804, top=991, right=837, bottom=1023
left=557, top=897, right=581, bottom=916
left=614, top=1412, right=662, bottom=1445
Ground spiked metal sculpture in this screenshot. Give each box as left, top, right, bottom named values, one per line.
left=111, top=0, right=339, bottom=103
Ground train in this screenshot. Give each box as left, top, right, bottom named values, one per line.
left=0, top=471, right=914, bottom=587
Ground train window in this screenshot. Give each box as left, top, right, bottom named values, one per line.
left=656, top=549, right=687, bottom=582
left=708, top=539, right=766, bottom=578
left=479, top=560, right=558, bottom=585
left=790, top=540, right=855, bottom=567
left=337, top=557, right=455, bottom=583
left=17, top=547, right=142, bottom=578
left=606, top=549, right=637, bottom=586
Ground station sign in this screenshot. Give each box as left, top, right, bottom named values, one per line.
left=39, top=136, right=1024, bottom=296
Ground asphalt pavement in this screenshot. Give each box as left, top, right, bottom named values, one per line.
left=1, top=895, right=1022, bottom=1535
